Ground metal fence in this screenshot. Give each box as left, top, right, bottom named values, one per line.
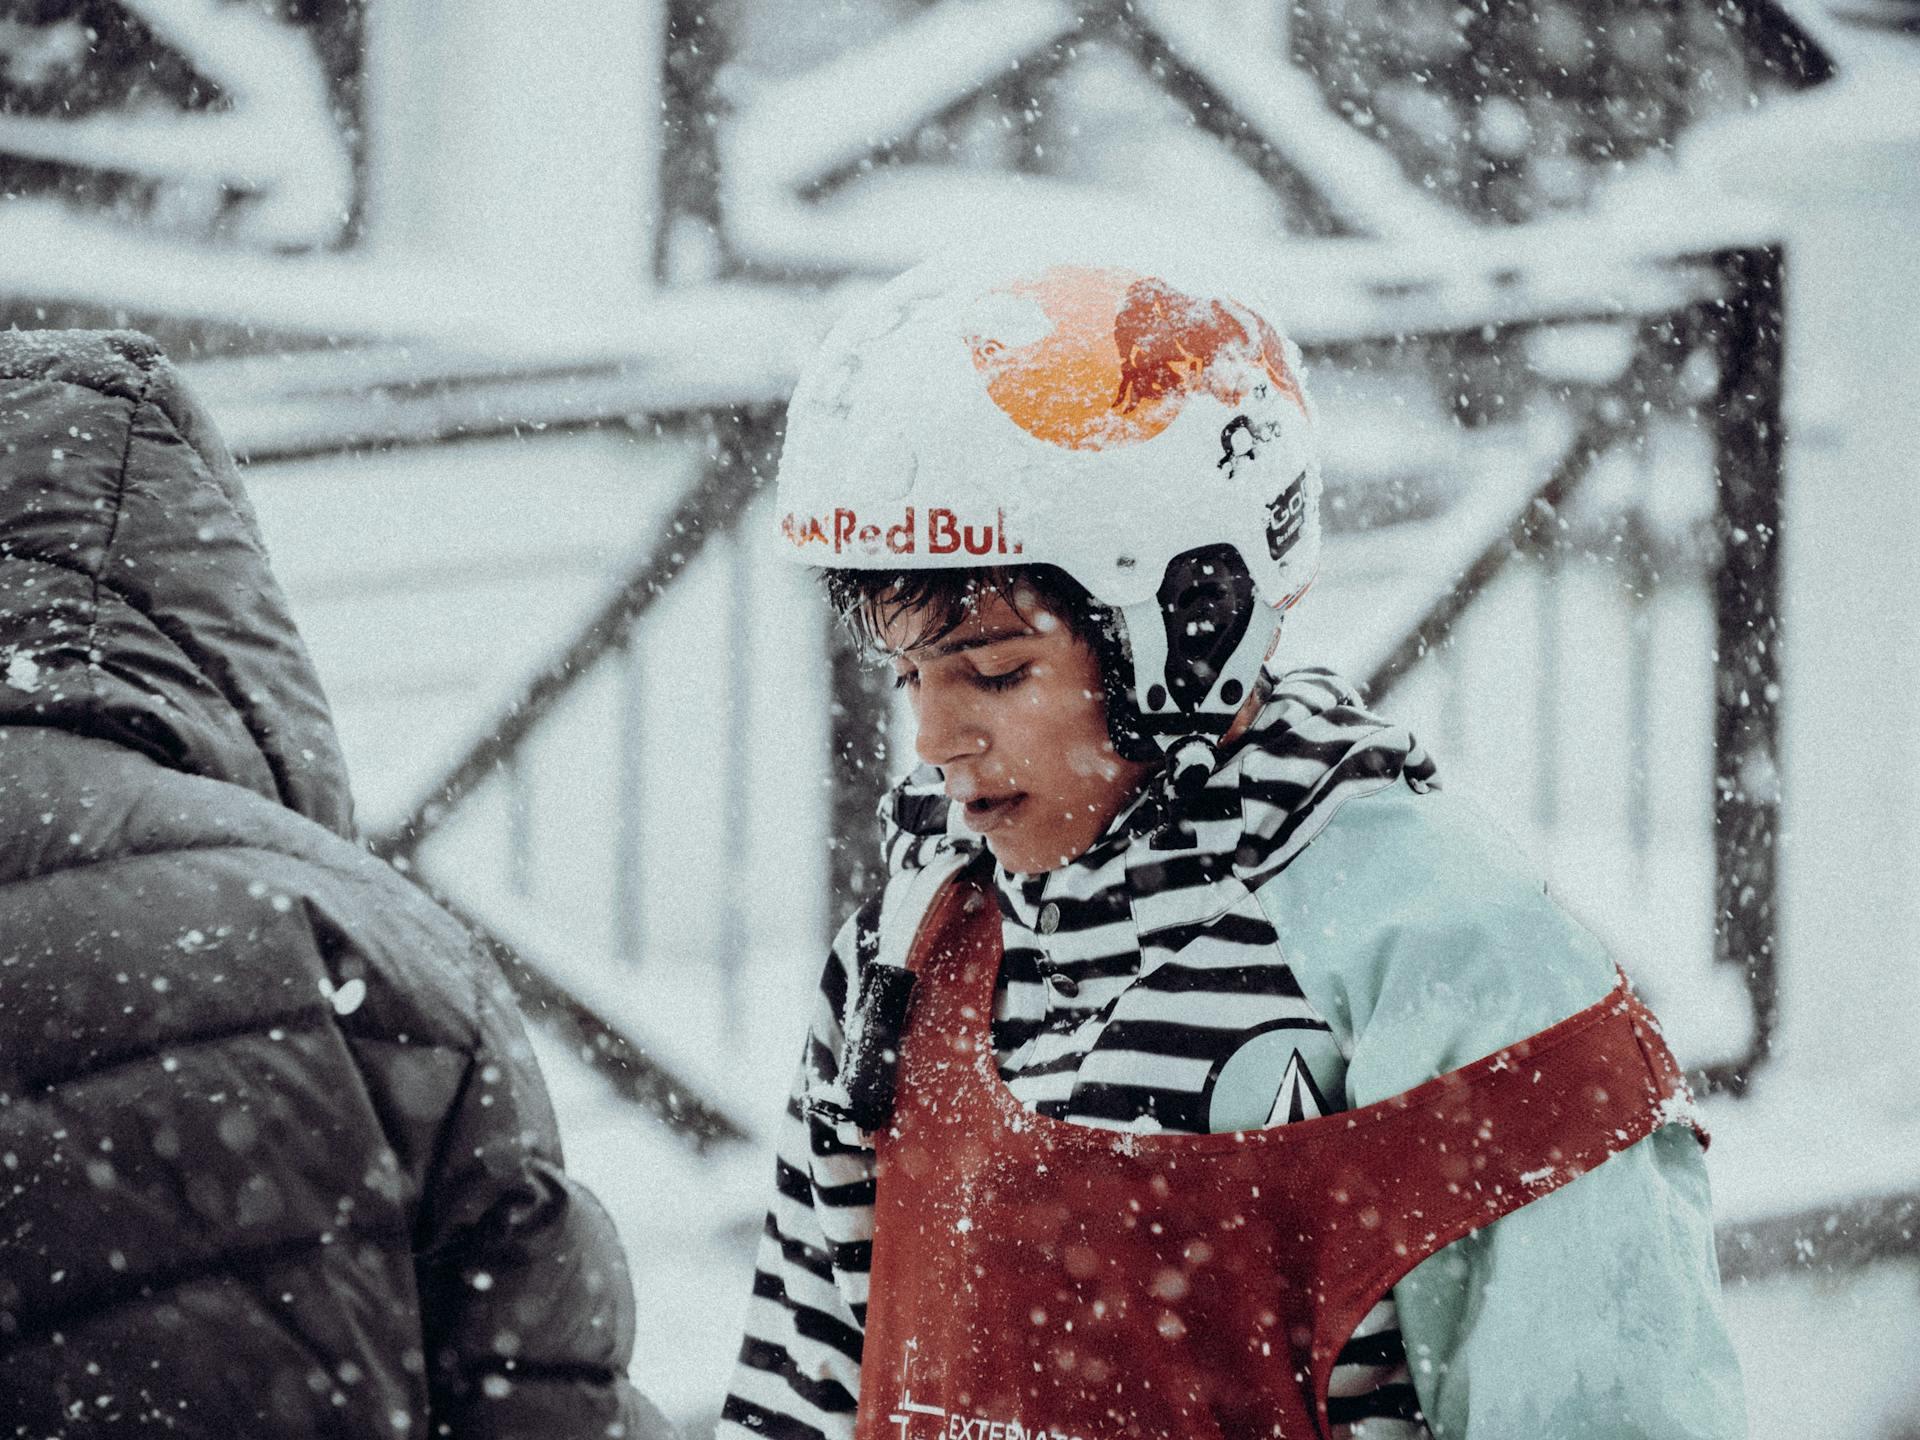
left=151, top=221, right=1920, bottom=1285
left=193, top=237, right=1775, bottom=1115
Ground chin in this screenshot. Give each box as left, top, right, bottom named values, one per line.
left=986, top=830, right=1082, bottom=876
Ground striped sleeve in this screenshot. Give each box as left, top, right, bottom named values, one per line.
left=720, top=905, right=880, bottom=1440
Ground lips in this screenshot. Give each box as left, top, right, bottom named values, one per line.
left=959, top=792, right=1028, bottom=834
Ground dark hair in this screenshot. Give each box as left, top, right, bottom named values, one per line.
left=825, top=563, right=1163, bottom=765
left=822, top=564, right=1110, bottom=656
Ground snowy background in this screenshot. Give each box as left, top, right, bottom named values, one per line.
left=4, top=1, right=1919, bottom=1434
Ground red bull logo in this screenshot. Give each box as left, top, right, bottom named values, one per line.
left=781, top=505, right=1021, bottom=559
left=966, top=265, right=1304, bottom=451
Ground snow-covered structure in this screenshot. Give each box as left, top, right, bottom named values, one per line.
left=4, top=2, right=1919, bottom=1433
left=0, top=0, right=353, bottom=247
left=705, top=0, right=1832, bottom=274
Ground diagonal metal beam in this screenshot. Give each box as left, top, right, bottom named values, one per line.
left=368, top=406, right=781, bottom=863
left=1720, top=0, right=1839, bottom=87
left=1122, top=0, right=1472, bottom=240
left=426, top=888, right=751, bottom=1152
left=1362, top=404, right=1635, bottom=701
left=1100, top=7, right=1346, bottom=237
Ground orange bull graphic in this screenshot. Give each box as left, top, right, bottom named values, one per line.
left=966, top=265, right=1304, bottom=451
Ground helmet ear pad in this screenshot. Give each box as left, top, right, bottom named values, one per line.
left=1087, top=545, right=1273, bottom=766
left=1155, top=544, right=1256, bottom=715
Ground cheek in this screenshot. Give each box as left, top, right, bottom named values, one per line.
left=1025, top=695, right=1122, bottom=788
left=1063, top=738, right=1120, bottom=780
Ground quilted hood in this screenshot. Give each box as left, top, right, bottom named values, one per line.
left=0, top=329, right=352, bottom=838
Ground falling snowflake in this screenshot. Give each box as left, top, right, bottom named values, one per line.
left=4, top=651, right=41, bottom=693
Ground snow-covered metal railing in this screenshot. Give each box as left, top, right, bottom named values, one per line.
left=713, top=0, right=1471, bottom=278
left=0, top=3, right=353, bottom=246
left=176, top=236, right=1764, bottom=1110
left=1359, top=246, right=1786, bottom=1099
left=144, top=229, right=1920, bottom=1281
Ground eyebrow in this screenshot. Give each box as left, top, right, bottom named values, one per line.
left=917, top=625, right=1035, bottom=659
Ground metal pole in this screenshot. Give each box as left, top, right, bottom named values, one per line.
left=1625, top=434, right=1657, bottom=865
left=716, top=521, right=754, bottom=1030
left=507, top=750, right=535, bottom=899
left=1700, top=244, right=1786, bottom=1096
left=827, top=623, right=895, bottom=931
left=655, top=0, right=733, bottom=281
left=1533, top=534, right=1562, bottom=840
left=616, top=629, right=647, bottom=970
left=1437, top=628, right=1466, bottom=781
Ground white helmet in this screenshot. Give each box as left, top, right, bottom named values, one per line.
left=776, top=235, right=1322, bottom=793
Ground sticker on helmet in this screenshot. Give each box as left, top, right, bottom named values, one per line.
left=1217, top=413, right=1290, bottom=479
left=965, top=265, right=1304, bottom=452
left=1265, top=473, right=1307, bottom=562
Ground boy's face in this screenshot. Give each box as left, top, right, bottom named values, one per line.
left=881, top=585, right=1155, bottom=874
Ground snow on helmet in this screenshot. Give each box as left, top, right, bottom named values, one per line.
left=776, top=234, right=1322, bottom=793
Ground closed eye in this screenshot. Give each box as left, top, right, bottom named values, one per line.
left=972, top=664, right=1030, bottom=693
left=890, top=658, right=1031, bottom=692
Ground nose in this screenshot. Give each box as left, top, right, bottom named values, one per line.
left=911, top=684, right=986, bottom=771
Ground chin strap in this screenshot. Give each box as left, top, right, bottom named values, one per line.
left=1089, top=607, right=1164, bottom=765
left=1165, top=736, right=1224, bottom=798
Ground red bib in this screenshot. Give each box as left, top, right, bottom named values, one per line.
left=856, top=876, right=1702, bottom=1440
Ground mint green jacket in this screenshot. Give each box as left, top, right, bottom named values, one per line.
left=1254, top=783, right=1746, bottom=1438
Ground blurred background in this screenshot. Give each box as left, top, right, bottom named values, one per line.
left=3, top=0, right=1918, bottom=1432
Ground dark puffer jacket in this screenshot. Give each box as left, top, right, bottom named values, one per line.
left=0, top=332, right=671, bottom=1439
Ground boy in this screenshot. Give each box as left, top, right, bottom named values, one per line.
left=722, top=245, right=1743, bottom=1439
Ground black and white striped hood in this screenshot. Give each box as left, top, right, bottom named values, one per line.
left=879, top=665, right=1439, bottom=925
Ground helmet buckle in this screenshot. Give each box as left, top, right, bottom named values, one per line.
left=1168, top=736, right=1219, bottom=799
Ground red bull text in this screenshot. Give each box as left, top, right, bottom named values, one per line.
left=781, top=506, right=1023, bottom=559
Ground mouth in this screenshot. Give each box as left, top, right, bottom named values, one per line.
left=958, top=792, right=1028, bottom=833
